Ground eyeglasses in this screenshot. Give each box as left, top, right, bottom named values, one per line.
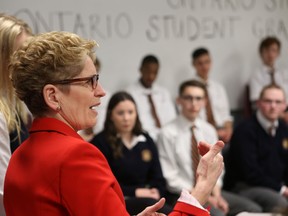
left=262, top=99, right=284, bottom=105
left=181, top=95, right=204, bottom=102
left=50, top=74, right=99, bottom=89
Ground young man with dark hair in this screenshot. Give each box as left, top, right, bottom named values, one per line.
left=157, top=80, right=261, bottom=216
left=191, top=48, right=233, bottom=143
left=249, top=36, right=288, bottom=104
left=224, top=84, right=288, bottom=212
left=127, top=54, right=176, bottom=140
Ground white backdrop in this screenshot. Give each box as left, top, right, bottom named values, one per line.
left=2, top=0, right=288, bottom=109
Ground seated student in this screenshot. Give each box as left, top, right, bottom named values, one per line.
left=224, top=84, right=288, bottom=212
left=157, top=80, right=262, bottom=216
left=191, top=48, right=233, bottom=143
left=126, top=55, right=177, bottom=141
left=90, top=91, right=172, bottom=215
left=249, top=36, right=288, bottom=105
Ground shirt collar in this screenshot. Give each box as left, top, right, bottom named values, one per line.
left=261, top=64, right=278, bottom=74
left=122, top=134, right=146, bottom=150
left=179, top=114, right=200, bottom=129
left=256, top=110, right=278, bottom=133
left=29, top=117, right=83, bottom=140
left=195, top=75, right=209, bottom=86
left=137, top=80, right=158, bottom=95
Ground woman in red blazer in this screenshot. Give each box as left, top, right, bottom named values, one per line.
left=4, top=31, right=224, bottom=216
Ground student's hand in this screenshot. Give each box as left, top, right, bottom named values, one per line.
left=137, top=198, right=166, bottom=216
left=208, top=194, right=229, bottom=214
left=207, top=195, right=218, bottom=208
left=216, top=195, right=229, bottom=214
left=191, top=141, right=225, bottom=205
left=136, top=188, right=160, bottom=200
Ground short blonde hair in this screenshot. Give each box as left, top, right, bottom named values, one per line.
left=10, top=31, right=97, bottom=116
left=0, top=13, right=32, bottom=134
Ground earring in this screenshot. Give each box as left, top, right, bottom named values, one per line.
left=56, top=104, right=61, bottom=111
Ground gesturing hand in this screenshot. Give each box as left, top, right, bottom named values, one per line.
left=191, top=141, right=225, bottom=205
left=137, top=198, right=166, bottom=216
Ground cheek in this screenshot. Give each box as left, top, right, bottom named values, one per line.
left=131, top=113, right=137, bottom=123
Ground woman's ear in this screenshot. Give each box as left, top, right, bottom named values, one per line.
left=42, top=84, right=60, bottom=112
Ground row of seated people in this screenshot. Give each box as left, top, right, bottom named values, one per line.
left=85, top=80, right=288, bottom=216
left=83, top=36, right=288, bottom=144
left=78, top=37, right=285, bottom=215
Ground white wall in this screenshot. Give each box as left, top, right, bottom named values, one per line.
left=2, top=0, right=288, bottom=109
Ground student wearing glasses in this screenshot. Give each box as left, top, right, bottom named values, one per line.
left=157, top=80, right=261, bottom=216
left=224, top=84, right=288, bottom=212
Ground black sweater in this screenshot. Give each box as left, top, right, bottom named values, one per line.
left=224, top=115, right=288, bottom=192
left=90, top=131, right=166, bottom=197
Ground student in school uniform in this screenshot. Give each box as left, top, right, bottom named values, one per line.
left=157, top=80, right=262, bottom=216
left=191, top=48, right=233, bottom=143
left=126, top=55, right=177, bottom=141
left=90, top=91, right=172, bottom=215
left=224, top=84, right=288, bottom=212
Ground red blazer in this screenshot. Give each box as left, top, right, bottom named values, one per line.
left=4, top=117, right=209, bottom=216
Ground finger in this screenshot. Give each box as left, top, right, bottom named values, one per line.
left=144, top=198, right=165, bottom=214
left=204, top=141, right=224, bottom=158
left=198, top=141, right=211, bottom=156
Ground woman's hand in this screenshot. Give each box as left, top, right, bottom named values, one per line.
left=137, top=198, right=166, bottom=216
left=135, top=188, right=160, bottom=200
left=191, top=141, right=225, bottom=205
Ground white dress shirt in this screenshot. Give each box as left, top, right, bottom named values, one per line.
left=256, top=110, right=278, bottom=137
left=249, top=64, right=288, bottom=102
left=194, top=76, right=233, bottom=128
left=126, top=81, right=177, bottom=140
left=0, top=112, right=11, bottom=216
left=156, top=114, right=218, bottom=194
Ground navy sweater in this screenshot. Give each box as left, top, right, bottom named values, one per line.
left=224, top=115, right=288, bottom=192
left=90, top=131, right=166, bottom=197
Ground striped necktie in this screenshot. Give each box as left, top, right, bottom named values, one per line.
left=191, top=125, right=199, bottom=186
left=147, top=94, right=161, bottom=128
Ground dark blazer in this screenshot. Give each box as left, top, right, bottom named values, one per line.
left=4, top=117, right=210, bottom=216
left=224, top=114, right=288, bottom=192
left=91, top=131, right=166, bottom=197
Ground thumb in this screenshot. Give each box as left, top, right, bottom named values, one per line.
left=143, top=198, right=165, bottom=214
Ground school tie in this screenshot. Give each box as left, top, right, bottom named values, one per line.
left=205, top=87, right=216, bottom=127
left=191, top=125, right=199, bottom=186
left=269, top=68, right=276, bottom=85
left=147, top=94, right=161, bottom=128
left=268, top=124, right=276, bottom=137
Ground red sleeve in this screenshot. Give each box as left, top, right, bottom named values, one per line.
left=169, top=201, right=210, bottom=216
left=59, top=143, right=129, bottom=216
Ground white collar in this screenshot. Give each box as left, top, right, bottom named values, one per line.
left=256, top=110, right=278, bottom=134
left=179, top=114, right=200, bottom=130
left=137, top=80, right=160, bottom=95
left=261, top=64, right=278, bottom=74
left=122, top=134, right=146, bottom=150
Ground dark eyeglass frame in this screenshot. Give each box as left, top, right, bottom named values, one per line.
left=50, top=74, right=99, bottom=89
